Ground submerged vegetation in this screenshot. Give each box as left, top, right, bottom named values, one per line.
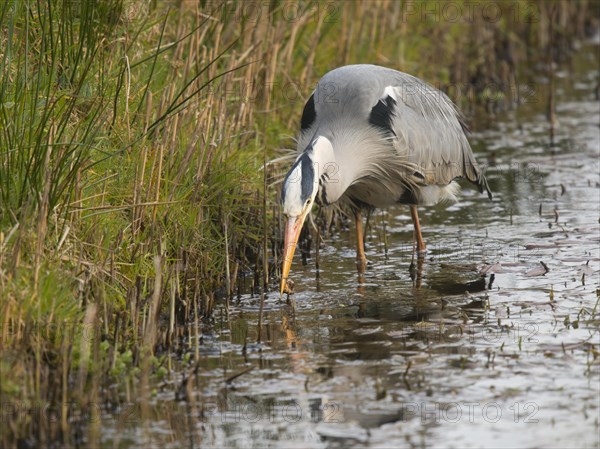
left=0, top=1, right=598, bottom=446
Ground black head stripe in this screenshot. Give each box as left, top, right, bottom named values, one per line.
left=300, top=93, right=316, bottom=131
left=281, top=153, right=315, bottom=205
left=369, top=95, right=397, bottom=136
left=299, top=153, right=314, bottom=202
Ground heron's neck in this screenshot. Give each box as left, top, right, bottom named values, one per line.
left=309, top=134, right=353, bottom=205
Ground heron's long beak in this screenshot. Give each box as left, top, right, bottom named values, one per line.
left=280, top=212, right=308, bottom=295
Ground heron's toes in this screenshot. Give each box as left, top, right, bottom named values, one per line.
left=282, top=279, right=295, bottom=295
left=356, top=257, right=368, bottom=273
left=415, top=247, right=427, bottom=258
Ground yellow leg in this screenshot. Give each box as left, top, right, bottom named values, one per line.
left=355, top=210, right=367, bottom=273
left=410, top=205, right=426, bottom=254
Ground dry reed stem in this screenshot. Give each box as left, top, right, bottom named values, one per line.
left=77, top=303, right=98, bottom=397
left=143, top=255, right=163, bottom=353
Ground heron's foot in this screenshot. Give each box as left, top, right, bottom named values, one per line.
left=409, top=257, right=424, bottom=287
left=415, top=246, right=427, bottom=258
left=282, top=279, right=294, bottom=296
left=356, top=256, right=368, bottom=273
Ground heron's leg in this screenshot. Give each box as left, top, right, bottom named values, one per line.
left=410, top=205, right=426, bottom=254
left=354, top=210, right=367, bottom=273
left=409, top=254, right=424, bottom=289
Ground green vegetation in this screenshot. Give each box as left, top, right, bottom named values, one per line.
left=0, top=1, right=596, bottom=446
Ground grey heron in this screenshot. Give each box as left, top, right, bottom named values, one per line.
left=280, top=64, right=492, bottom=294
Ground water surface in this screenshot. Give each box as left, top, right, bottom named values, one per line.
left=103, top=42, right=599, bottom=449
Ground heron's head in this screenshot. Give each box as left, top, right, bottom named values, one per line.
left=280, top=136, right=334, bottom=295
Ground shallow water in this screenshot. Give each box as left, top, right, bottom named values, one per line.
left=102, top=44, right=599, bottom=449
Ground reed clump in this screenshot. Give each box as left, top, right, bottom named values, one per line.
left=0, top=1, right=597, bottom=446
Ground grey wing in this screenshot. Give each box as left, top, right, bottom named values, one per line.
left=371, top=77, right=491, bottom=199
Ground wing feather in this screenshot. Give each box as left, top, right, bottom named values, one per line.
left=382, top=77, right=491, bottom=198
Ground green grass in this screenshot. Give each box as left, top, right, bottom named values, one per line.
left=0, top=0, right=597, bottom=446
